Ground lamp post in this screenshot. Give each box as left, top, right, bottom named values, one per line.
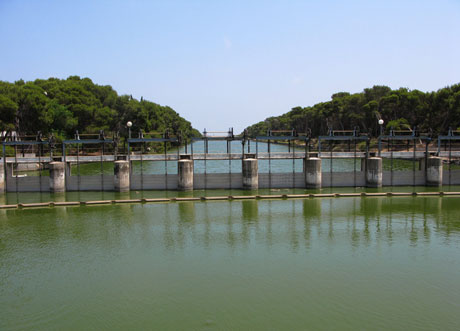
left=378, top=119, right=384, bottom=136
left=378, top=119, right=384, bottom=157
left=127, top=121, right=132, bottom=139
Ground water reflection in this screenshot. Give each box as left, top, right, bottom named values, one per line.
left=178, top=201, right=195, bottom=223
left=2, top=196, right=459, bottom=254
left=0, top=195, right=6, bottom=217
left=242, top=200, right=258, bottom=221
left=303, top=198, right=322, bottom=219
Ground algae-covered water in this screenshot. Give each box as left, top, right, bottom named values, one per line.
left=1, top=191, right=460, bottom=330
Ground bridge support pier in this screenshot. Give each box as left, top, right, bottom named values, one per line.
left=242, top=157, right=258, bottom=190
left=178, top=158, right=194, bottom=191
left=49, top=162, right=66, bottom=193
left=426, top=157, right=443, bottom=186
left=114, top=160, right=130, bottom=192
left=0, top=163, right=4, bottom=193
left=366, top=157, right=382, bottom=188
left=304, top=157, right=322, bottom=189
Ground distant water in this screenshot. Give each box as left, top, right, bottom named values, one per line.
left=58, top=140, right=417, bottom=175
left=1, top=194, right=460, bottom=330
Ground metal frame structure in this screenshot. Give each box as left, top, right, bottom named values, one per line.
left=255, top=129, right=310, bottom=155
left=437, top=127, right=460, bottom=153
left=378, top=127, right=432, bottom=186
left=2, top=132, right=55, bottom=193
left=437, top=128, right=460, bottom=185
left=62, top=130, right=114, bottom=191
left=127, top=130, right=180, bottom=190
left=318, top=127, right=369, bottom=188
left=318, top=127, right=368, bottom=153
left=4, top=124, right=460, bottom=192
left=378, top=127, right=431, bottom=156
left=189, top=128, right=237, bottom=190
left=190, top=128, right=235, bottom=154
left=255, top=129, right=311, bottom=189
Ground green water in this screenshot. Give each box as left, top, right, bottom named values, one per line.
left=19, top=140, right=458, bottom=178
left=1, top=193, right=460, bottom=330
left=3, top=185, right=460, bottom=205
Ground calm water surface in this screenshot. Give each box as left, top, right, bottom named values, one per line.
left=1, top=193, right=460, bottom=330
left=54, top=141, right=417, bottom=176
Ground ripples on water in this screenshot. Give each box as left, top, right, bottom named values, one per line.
left=1, top=195, right=460, bottom=330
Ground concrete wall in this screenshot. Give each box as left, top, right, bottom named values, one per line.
left=131, top=174, right=178, bottom=190
left=4, top=169, right=460, bottom=192
left=259, top=172, right=304, bottom=188
left=6, top=176, right=50, bottom=192
left=195, top=173, right=243, bottom=190
left=258, top=172, right=367, bottom=188
left=382, top=171, right=426, bottom=186
left=66, top=175, right=114, bottom=191
left=323, top=172, right=366, bottom=187
left=443, top=169, right=460, bottom=185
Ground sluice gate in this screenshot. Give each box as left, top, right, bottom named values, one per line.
left=2, top=127, right=460, bottom=193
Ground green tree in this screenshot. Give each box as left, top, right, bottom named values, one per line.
left=0, top=95, right=17, bottom=130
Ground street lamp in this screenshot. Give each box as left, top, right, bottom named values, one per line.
left=378, top=119, right=384, bottom=136
left=377, top=119, right=384, bottom=157
left=127, top=121, right=132, bottom=139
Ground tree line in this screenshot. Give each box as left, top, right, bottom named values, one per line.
left=245, top=84, right=460, bottom=137
left=0, top=76, right=200, bottom=141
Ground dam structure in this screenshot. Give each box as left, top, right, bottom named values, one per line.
left=1, top=128, right=460, bottom=193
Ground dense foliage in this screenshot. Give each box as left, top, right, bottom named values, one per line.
left=0, top=76, right=200, bottom=141
left=245, top=84, right=460, bottom=137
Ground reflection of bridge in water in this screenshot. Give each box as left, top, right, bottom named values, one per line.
left=3, top=196, right=456, bottom=251
left=2, top=128, right=460, bottom=192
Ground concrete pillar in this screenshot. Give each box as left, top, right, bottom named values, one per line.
left=304, top=157, right=322, bottom=188
left=242, top=158, right=258, bottom=190
left=426, top=157, right=443, bottom=186
left=0, top=162, right=4, bottom=193
left=178, top=159, right=194, bottom=191
left=366, top=157, right=382, bottom=188
left=114, top=160, right=130, bottom=192
left=49, top=162, right=66, bottom=193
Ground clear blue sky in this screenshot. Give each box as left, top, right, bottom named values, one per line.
left=1, top=0, right=459, bottom=133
